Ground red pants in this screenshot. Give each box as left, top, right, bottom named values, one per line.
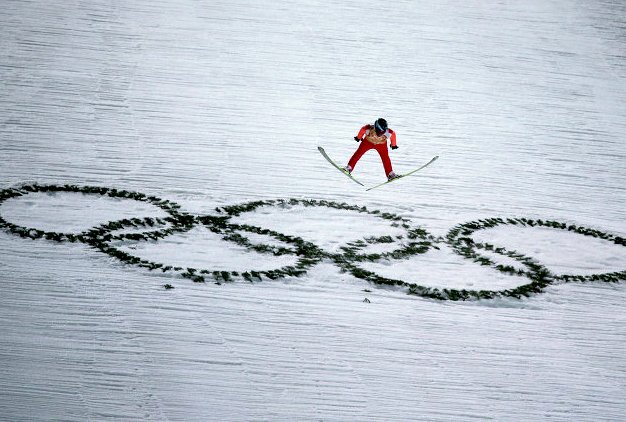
left=348, top=141, right=393, bottom=176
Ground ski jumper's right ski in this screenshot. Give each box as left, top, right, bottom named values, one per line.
left=366, top=156, right=439, bottom=191
left=317, top=146, right=364, bottom=186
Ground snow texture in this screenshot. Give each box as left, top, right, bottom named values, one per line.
left=1, top=0, right=625, bottom=420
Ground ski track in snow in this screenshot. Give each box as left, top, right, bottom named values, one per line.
left=1, top=0, right=626, bottom=420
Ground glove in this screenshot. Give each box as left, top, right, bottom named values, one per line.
left=354, top=136, right=361, bottom=142
left=391, top=145, right=398, bottom=150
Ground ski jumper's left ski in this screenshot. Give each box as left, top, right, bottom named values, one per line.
left=366, top=156, right=439, bottom=191
left=317, top=146, right=364, bottom=186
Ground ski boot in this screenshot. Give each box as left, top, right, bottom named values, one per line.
left=387, top=171, right=400, bottom=181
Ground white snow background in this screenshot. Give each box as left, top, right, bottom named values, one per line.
left=1, top=0, right=626, bottom=420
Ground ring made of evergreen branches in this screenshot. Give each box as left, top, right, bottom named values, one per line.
left=99, top=215, right=323, bottom=283
left=446, top=217, right=626, bottom=294
left=217, top=198, right=438, bottom=263
left=339, top=224, right=550, bottom=301
left=0, top=184, right=189, bottom=244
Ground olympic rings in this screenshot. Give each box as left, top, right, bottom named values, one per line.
left=1, top=184, right=624, bottom=301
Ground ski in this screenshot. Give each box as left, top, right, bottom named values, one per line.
left=366, top=156, right=439, bottom=191
left=317, top=146, right=364, bottom=186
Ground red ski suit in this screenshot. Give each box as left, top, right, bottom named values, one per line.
left=348, top=124, right=397, bottom=176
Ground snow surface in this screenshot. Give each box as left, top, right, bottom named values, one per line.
left=1, top=0, right=625, bottom=420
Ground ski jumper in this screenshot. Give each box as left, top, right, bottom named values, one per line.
left=348, top=124, right=397, bottom=176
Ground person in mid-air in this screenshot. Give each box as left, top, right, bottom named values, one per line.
left=343, top=118, right=399, bottom=180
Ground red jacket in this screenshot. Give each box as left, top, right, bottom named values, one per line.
left=356, top=124, right=397, bottom=147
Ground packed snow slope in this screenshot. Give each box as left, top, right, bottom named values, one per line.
left=1, top=0, right=625, bottom=420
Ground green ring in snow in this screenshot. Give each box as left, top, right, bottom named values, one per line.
left=97, top=217, right=323, bottom=283
left=446, top=217, right=626, bottom=287
left=0, top=183, right=190, bottom=245
left=217, top=198, right=435, bottom=263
